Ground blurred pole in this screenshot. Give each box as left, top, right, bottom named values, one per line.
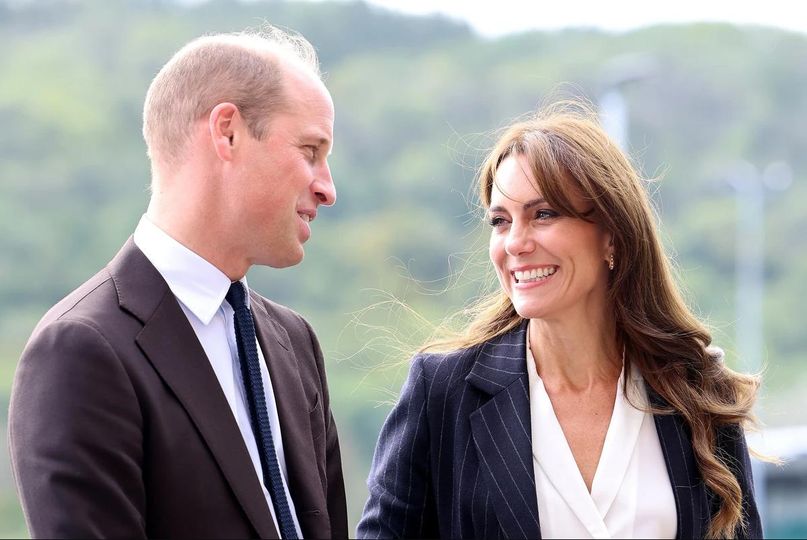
left=726, top=160, right=791, bottom=372
left=726, top=160, right=792, bottom=534
left=727, top=163, right=764, bottom=376
left=729, top=164, right=768, bottom=531
left=597, top=53, right=657, bottom=149
left=598, top=89, right=628, bottom=150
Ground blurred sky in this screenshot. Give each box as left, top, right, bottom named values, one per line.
left=295, top=0, right=806, bottom=37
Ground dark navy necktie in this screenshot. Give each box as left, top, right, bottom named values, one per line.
left=226, top=281, right=298, bottom=540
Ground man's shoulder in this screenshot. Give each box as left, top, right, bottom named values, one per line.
left=33, top=239, right=159, bottom=335
left=34, top=267, right=119, bottom=335
left=17, top=264, right=132, bottom=389
left=249, top=291, right=309, bottom=330
left=248, top=291, right=321, bottom=356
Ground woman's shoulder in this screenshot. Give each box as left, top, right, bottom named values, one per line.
left=410, top=344, right=484, bottom=385
left=409, top=322, right=528, bottom=390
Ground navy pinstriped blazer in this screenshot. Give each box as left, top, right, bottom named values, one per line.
left=357, top=321, right=762, bottom=539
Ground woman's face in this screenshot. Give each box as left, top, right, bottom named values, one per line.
left=488, top=154, right=613, bottom=322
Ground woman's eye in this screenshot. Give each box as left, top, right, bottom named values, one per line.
left=535, top=209, right=558, bottom=220
left=488, top=216, right=509, bottom=228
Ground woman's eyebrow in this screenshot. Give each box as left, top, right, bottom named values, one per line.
left=522, top=198, right=547, bottom=210
left=489, top=198, right=547, bottom=214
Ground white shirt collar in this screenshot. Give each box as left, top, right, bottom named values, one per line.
left=525, top=321, right=667, bottom=538
left=133, top=215, right=248, bottom=324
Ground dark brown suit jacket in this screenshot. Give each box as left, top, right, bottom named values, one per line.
left=8, top=239, right=348, bottom=538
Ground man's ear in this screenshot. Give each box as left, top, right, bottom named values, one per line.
left=209, top=102, right=240, bottom=162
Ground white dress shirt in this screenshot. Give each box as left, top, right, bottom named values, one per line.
left=526, top=328, right=676, bottom=539
left=133, top=215, right=302, bottom=537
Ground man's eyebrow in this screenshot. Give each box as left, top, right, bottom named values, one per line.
left=301, top=136, right=329, bottom=146
left=301, top=134, right=334, bottom=156
left=316, top=136, right=333, bottom=156
left=489, top=198, right=547, bottom=213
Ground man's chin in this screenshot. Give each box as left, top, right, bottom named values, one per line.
left=261, top=248, right=304, bottom=269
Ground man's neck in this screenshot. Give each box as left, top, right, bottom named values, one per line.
left=145, top=200, right=247, bottom=282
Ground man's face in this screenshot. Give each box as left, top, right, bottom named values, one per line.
left=232, top=67, right=336, bottom=269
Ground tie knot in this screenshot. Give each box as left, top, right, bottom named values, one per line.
left=226, top=281, right=248, bottom=311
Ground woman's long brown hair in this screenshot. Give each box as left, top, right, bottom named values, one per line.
left=423, top=101, right=759, bottom=538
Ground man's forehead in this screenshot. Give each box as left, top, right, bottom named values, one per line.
left=282, top=75, right=333, bottom=120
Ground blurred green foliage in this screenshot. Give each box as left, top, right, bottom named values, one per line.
left=1, top=0, right=806, bottom=535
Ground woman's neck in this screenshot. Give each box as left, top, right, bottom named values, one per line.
left=528, top=316, right=621, bottom=393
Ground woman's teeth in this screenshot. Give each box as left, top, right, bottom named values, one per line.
left=514, top=267, right=556, bottom=283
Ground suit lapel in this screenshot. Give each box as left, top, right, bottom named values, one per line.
left=251, top=297, right=330, bottom=539
left=466, top=322, right=542, bottom=539
left=649, top=391, right=709, bottom=539
left=109, top=240, right=278, bottom=539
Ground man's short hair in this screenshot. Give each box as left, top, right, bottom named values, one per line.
left=142, top=26, right=320, bottom=170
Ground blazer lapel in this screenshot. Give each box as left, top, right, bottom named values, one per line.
left=649, top=391, right=709, bottom=540
left=466, top=322, right=542, bottom=539
left=251, top=297, right=330, bottom=539
left=109, top=240, right=278, bottom=539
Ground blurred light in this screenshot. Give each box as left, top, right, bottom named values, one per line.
left=763, top=161, right=794, bottom=191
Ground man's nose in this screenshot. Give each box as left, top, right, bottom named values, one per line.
left=313, top=162, right=336, bottom=206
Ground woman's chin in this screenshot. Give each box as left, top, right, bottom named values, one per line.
left=512, top=303, right=546, bottom=320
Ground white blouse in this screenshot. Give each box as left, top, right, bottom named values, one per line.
left=526, top=333, right=677, bottom=539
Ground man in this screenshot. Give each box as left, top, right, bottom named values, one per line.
left=8, top=27, right=347, bottom=539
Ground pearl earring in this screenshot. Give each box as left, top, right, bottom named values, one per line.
left=608, top=253, right=615, bottom=271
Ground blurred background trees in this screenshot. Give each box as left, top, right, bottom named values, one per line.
left=1, top=0, right=805, bottom=535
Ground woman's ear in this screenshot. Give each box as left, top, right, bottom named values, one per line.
left=209, top=102, right=240, bottom=162
left=604, top=229, right=614, bottom=251
left=604, top=231, right=615, bottom=265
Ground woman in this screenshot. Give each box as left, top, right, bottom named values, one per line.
left=357, top=102, right=762, bottom=539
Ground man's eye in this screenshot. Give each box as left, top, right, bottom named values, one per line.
left=305, top=145, right=318, bottom=160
